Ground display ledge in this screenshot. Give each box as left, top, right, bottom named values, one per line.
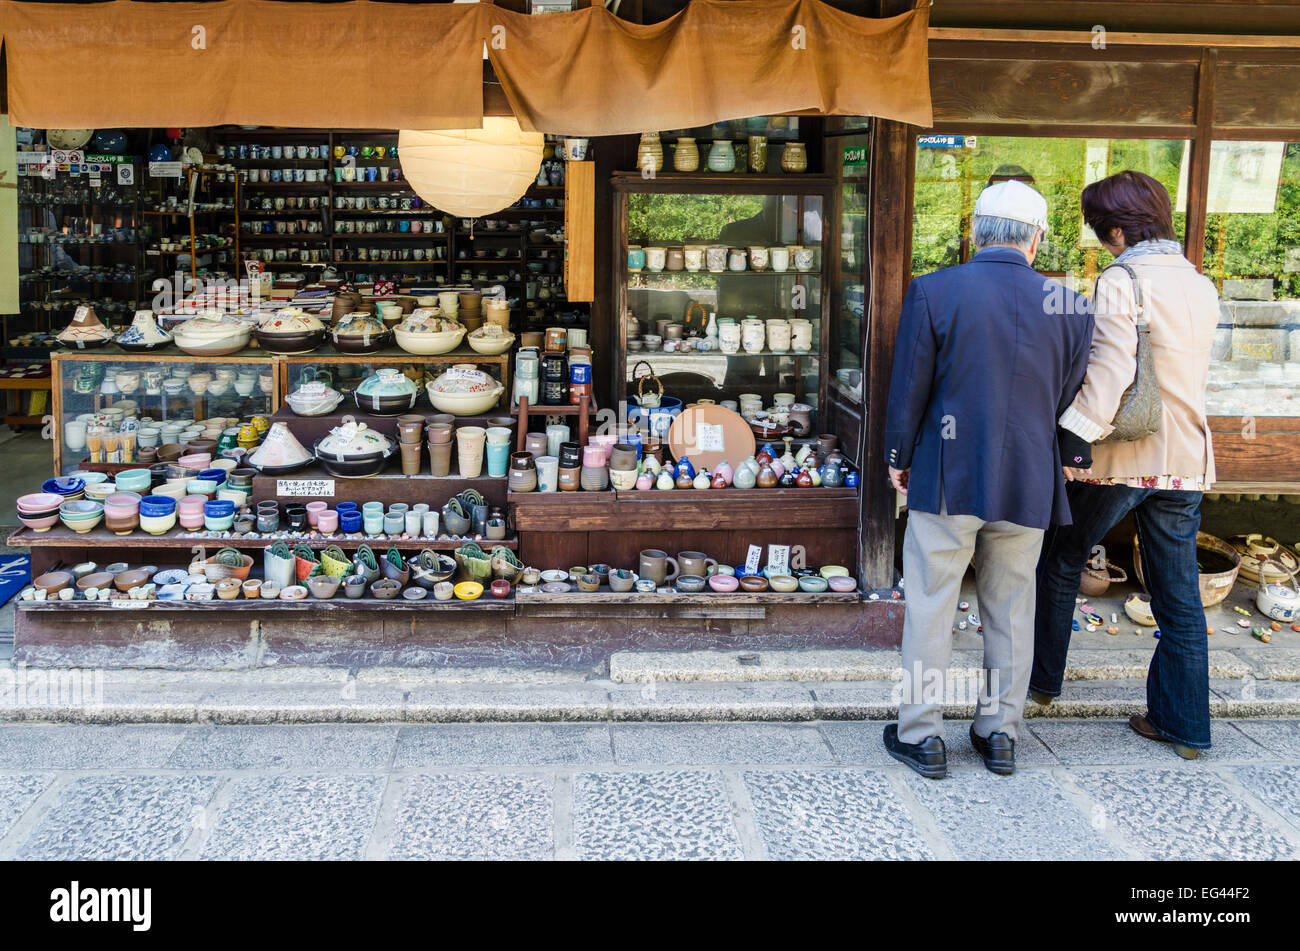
left=276, top=345, right=508, bottom=363
left=509, top=486, right=857, bottom=532
left=5, top=526, right=517, bottom=550
left=514, top=587, right=858, bottom=605
left=17, top=596, right=512, bottom=613
left=52, top=344, right=278, bottom=362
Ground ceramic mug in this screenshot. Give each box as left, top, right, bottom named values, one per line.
left=638, top=549, right=679, bottom=587
left=677, top=551, right=718, bottom=578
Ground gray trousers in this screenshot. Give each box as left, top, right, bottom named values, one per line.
left=897, top=506, right=1045, bottom=745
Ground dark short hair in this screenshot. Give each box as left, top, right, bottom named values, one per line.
left=1081, top=170, right=1177, bottom=245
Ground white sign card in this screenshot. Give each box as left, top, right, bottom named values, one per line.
left=767, top=544, right=790, bottom=576
left=696, top=422, right=725, bottom=453
left=276, top=479, right=336, bottom=498
left=744, top=545, right=763, bottom=576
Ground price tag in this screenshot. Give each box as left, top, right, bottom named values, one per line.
left=276, top=479, right=335, bottom=498
left=744, top=545, right=763, bottom=576
left=444, top=367, right=488, bottom=384
left=149, top=161, right=183, bottom=179
left=767, top=544, right=790, bottom=576
left=696, top=422, right=725, bottom=453
left=109, top=601, right=151, bottom=610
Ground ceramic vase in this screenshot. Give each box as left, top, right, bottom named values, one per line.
left=781, top=141, right=808, bottom=173
left=637, top=133, right=664, bottom=174
left=707, top=140, right=736, bottom=172
left=673, top=137, right=699, bottom=172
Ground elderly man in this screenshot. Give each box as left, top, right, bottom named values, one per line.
left=882, top=181, right=1093, bottom=778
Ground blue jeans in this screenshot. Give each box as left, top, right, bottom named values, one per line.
left=1032, top=482, right=1211, bottom=749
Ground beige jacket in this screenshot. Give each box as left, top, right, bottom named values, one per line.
left=1059, top=254, right=1219, bottom=484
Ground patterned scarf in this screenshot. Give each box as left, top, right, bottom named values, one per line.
left=1114, top=238, right=1184, bottom=264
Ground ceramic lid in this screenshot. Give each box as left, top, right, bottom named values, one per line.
left=259, top=307, right=324, bottom=335
left=173, top=315, right=253, bottom=342
left=287, top=380, right=341, bottom=404
left=116, top=310, right=172, bottom=346
left=356, top=367, right=418, bottom=398
left=246, top=422, right=312, bottom=468
left=333, top=313, right=387, bottom=336
left=57, top=305, right=114, bottom=342
left=318, top=421, right=392, bottom=458
left=429, top=365, right=498, bottom=394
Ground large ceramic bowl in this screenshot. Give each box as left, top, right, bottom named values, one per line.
left=330, top=313, right=392, bottom=354
left=313, top=423, right=395, bottom=478
left=58, top=499, right=104, bottom=534
left=425, top=366, right=505, bottom=416
left=354, top=368, right=419, bottom=416
left=393, top=311, right=465, bottom=356
left=254, top=308, right=327, bottom=354
left=172, top=316, right=255, bottom=356
left=466, top=326, right=516, bottom=355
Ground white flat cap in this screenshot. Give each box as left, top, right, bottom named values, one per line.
left=974, top=180, right=1050, bottom=234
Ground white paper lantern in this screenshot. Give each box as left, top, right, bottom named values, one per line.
left=398, top=119, right=544, bottom=218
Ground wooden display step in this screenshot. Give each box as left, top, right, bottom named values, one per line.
left=17, top=596, right=512, bottom=613
left=514, top=586, right=858, bottom=605
left=6, top=526, right=516, bottom=550
left=251, top=464, right=508, bottom=506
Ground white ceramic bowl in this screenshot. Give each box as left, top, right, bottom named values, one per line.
left=466, top=329, right=516, bottom=355
left=424, top=381, right=506, bottom=416
left=394, top=325, right=466, bottom=356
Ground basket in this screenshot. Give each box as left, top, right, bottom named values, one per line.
left=203, top=548, right=254, bottom=582
left=633, top=360, right=663, bottom=409
left=1134, top=531, right=1241, bottom=608
left=1078, top=560, right=1127, bottom=599
left=684, top=302, right=708, bottom=336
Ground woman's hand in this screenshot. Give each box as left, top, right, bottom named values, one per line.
left=1062, top=466, right=1092, bottom=482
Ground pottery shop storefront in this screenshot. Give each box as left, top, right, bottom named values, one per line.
left=1, top=0, right=934, bottom=668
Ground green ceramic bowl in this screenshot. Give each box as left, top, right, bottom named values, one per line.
left=799, top=575, right=830, bottom=593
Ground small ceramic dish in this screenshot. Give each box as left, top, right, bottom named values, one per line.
left=768, top=574, right=799, bottom=593
left=216, top=579, right=242, bottom=600
left=707, top=574, right=739, bottom=593
left=342, top=575, right=368, bottom=599
left=152, top=568, right=188, bottom=586
left=675, top=574, right=707, bottom=593
left=739, top=575, right=770, bottom=593
left=371, top=579, right=401, bottom=600
left=541, top=581, right=571, bottom=594
left=540, top=569, right=569, bottom=584
left=799, top=575, right=830, bottom=593
left=402, top=586, right=428, bottom=601
left=608, top=569, right=638, bottom=593
left=454, top=581, right=483, bottom=600
left=827, top=575, right=857, bottom=593
left=434, top=582, right=455, bottom=601
left=259, top=582, right=281, bottom=599
left=575, top=573, right=601, bottom=593
left=819, top=565, right=850, bottom=579
left=279, top=585, right=308, bottom=601
left=634, top=578, right=657, bottom=593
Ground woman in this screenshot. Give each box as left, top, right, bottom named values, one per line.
left=1031, top=170, right=1220, bottom=758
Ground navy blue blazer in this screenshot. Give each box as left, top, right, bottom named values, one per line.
left=884, top=247, right=1094, bottom=529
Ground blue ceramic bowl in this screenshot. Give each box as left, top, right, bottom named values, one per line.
left=336, top=502, right=359, bottom=514
left=43, top=476, right=85, bottom=496
left=198, top=468, right=228, bottom=486
left=798, top=575, right=829, bottom=593
left=204, top=499, right=235, bottom=518
left=340, top=512, right=363, bottom=533
left=139, top=495, right=177, bottom=517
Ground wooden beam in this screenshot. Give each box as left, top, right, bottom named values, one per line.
left=929, top=27, right=1300, bottom=49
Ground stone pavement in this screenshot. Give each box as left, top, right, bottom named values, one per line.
left=0, top=719, right=1297, bottom=860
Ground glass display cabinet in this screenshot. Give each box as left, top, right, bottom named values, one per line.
left=612, top=172, right=833, bottom=430
left=50, top=348, right=280, bottom=474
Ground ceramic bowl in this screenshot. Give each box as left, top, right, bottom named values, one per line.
left=433, top=581, right=455, bottom=601
left=454, top=581, right=483, bottom=601
left=399, top=586, right=427, bottom=601
left=675, top=574, right=707, bottom=593
left=59, top=499, right=104, bottom=533
left=76, top=571, right=114, bottom=592
left=279, top=585, right=308, bottom=601
left=707, top=574, right=739, bottom=593
left=85, top=482, right=117, bottom=503
left=827, top=575, right=857, bottom=593
left=259, top=582, right=281, bottom=600
left=738, top=575, right=770, bottom=593
left=307, top=575, right=342, bottom=599
left=216, top=579, right=242, bottom=600
left=608, top=569, right=638, bottom=593
left=254, top=326, right=327, bottom=355
left=540, top=569, right=569, bottom=584
left=490, top=579, right=511, bottom=599
left=110, top=568, right=148, bottom=592
left=20, top=512, right=60, bottom=532
left=425, top=379, right=506, bottom=417
left=634, top=578, right=658, bottom=593
left=139, top=513, right=177, bottom=535
left=114, top=469, right=152, bottom=493
left=819, top=565, right=850, bottom=579
left=768, top=574, right=799, bottom=593
left=799, top=575, right=830, bottom=593
left=371, top=579, right=401, bottom=600
left=17, top=492, right=65, bottom=513
left=465, top=328, right=515, bottom=355
left=394, top=323, right=466, bottom=356
left=67, top=471, right=109, bottom=486
left=43, top=476, right=86, bottom=498
left=575, top=573, right=601, bottom=593
left=33, top=571, right=73, bottom=595
left=342, top=575, right=369, bottom=599
left=540, top=581, right=571, bottom=594
left=138, top=495, right=177, bottom=517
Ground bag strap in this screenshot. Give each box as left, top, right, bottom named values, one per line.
left=1101, top=262, right=1147, bottom=326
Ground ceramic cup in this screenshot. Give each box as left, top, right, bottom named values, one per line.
left=677, top=551, right=719, bottom=578
left=638, top=549, right=680, bottom=587
left=535, top=455, right=559, bottom=493
left=456, top=426, right=487, bottom=478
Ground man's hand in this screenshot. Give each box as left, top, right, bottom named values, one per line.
left=1062, top=466, right=1092, bottom=482
left=889, top=466, right=909, bottom=495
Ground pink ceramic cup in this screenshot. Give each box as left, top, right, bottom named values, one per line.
left=306, top=500, right=328, bottom=526
left=316, top=510, right=339, bottom=533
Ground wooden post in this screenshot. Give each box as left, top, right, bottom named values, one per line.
left=516, top=396, right=530, bottom=452
left=859, top=119, right=916, bottom=591
left=1185, top=49, right=1218, bottom=272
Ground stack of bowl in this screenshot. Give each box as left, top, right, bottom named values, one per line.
left=59, top=499, right=104, bottom=534
left=16, top=492, right=64, bottom=533
left=138, top=496, right=177, bottom=535
left=114, top=468, right=152, bottom=494
left=42, top=476, right=85, bottom=502
left=177, top=495, right=207, bottom=530
left=103, top=492, right=142, bottom=535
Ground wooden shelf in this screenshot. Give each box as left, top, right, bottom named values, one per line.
left=18, top=596, right=513, bottom=613
left=6, top=526, right=516, bottom=550
left=514, top=586, right=857, bottom=605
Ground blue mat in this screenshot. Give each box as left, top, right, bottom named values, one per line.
left=0, top=555, right=32, bottom=607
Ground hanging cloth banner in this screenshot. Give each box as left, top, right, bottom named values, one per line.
left=0, top=0, right=486, bottom=129
left=484, top=0, right=933, bottom=135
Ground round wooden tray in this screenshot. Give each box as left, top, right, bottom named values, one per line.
left=666, top=404, right=756, bottom=473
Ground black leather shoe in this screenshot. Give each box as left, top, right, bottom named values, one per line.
left=970, top=724, right=1016, bottom=775
left=1129, top=714, right=1200, bottom=760
left=883, top=723, right=947, bottom=779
